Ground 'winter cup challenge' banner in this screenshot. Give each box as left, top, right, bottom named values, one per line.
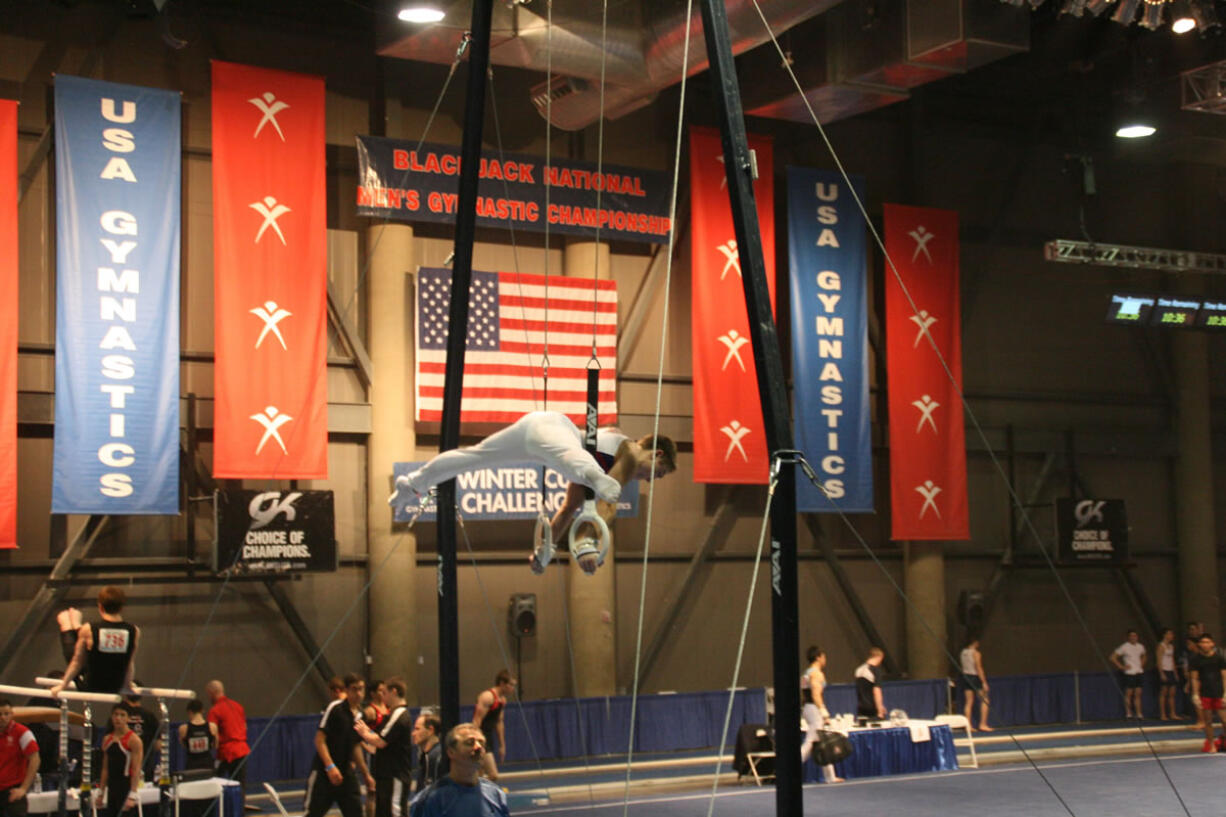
left=391, top=461, right=639, bottom=523
left=787, top=168, right=873, bottom=513
left=52, top=76, right=180, bottom=514
left=355, top=135, right=672, bottom=244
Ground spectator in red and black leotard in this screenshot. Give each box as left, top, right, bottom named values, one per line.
left=96, top=705, right=143, bottom=817
left=471, top=671, right=516, bottom=781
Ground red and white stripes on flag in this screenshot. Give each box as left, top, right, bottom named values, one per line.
left=689, top=126, right=776, bottom=484
left=884, top=204, right=969, bottom=540
left=211, top=61, right=328, bottom=479
left=0, top=100, right=17, bottom=547
left=414, top=268, right=618, bottom=426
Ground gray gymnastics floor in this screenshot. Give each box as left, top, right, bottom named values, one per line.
left=511, top=753, right=1226, bottom=817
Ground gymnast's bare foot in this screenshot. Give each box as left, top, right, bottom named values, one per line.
left=57, top=608, right=82, bottom=632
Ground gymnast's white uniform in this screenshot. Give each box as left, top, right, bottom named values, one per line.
left=394, top=411, right=626, bottom=504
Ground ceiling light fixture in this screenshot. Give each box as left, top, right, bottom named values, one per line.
left=1110, top=0, right=1144, bottom=25
left=1084, top=0, right=1114, bottom=15
left=1191, top=0, right=1224, bottom=31
left=397, top=5, right=446, bottom=23
left=1115, top=122, right=1157, bottom=137
left=1139, top=0, right=1168, bottom=29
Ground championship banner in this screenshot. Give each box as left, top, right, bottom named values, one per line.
left=212, top=61, right=327, bottom=478
left=390, top=460, right=639, bottom=523
left=1055, top=498, right=1128, bottom=564
left=0, top=99, right=17, bottom=544
left=787, top=168, right=872, bottom=512
left=689, top=126, right=775, bottom=484
left=52, top=76, right=180, bottom=514
left=214, top=489, right=337, bottom=574
left=356, top=135, right=671, bottom=244
left=884, top=204, right=968, bottom=540
left=414, top=267, right=617, bottom=426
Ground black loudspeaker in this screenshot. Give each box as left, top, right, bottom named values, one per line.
left=509, top=593, right=537, bottom=638
left=957, top=590, right=985, bottom=632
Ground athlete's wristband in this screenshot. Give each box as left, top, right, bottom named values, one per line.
left=324, top=763, right=337, bottom=772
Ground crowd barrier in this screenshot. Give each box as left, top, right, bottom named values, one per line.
left=144, top=671, right=1181, bottom=783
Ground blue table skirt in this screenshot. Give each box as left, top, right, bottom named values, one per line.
left=804, top=724, right=958, bottom=782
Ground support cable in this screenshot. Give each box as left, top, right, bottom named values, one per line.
left=743, top=4, right=1195, bottom=814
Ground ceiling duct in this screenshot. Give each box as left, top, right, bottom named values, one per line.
left=377, top=0, right=838, bottom=131
left=743, top=0, right=1030, bottom=125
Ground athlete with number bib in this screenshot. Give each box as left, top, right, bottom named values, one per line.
left=51, top=586, right=139, bottom=696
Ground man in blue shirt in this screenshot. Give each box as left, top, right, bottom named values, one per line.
left=409, top=724, right=508, bottom=817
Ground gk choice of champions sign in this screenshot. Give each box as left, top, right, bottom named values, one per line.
left=1055, top=498, right=1128, bottom=564
left=215, top=489, right=337, bottom=573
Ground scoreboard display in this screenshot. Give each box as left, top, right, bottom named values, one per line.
left=1108, top=292, right=1226, bottom=330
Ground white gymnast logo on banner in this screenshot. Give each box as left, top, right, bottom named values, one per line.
left=720, top=419, right=752, bottom=462
left=251, top=406, right=293, bottom=455
left=915, top=480, right=943, bottom=519
left=909, top=309, right=937, bottom=348
left=909, top=225, right=935, bottom=263
left=250, top=196, right=292, bottom=245
left=249, top=92, right=289, bottom=140
left=248, top=491, right=302, bottom=528
left=250, top=300, right=293, bottom=350
left=717, top=329, right=749, bottom=371
left=716, top=241, right=741, bottom=280
left=911, top=394, right=940, bottom=434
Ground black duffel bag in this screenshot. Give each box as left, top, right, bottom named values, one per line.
left=813, top=730, right=853, bottom=766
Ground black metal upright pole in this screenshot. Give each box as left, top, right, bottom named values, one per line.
left=437, top=0, right=495, bottom=731
left=696, top=2, right=801, bottom=815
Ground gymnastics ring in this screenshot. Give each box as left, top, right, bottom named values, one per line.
left=567, top=499, right=611, bottom=575
left=530, top=513, right=555, bottom=574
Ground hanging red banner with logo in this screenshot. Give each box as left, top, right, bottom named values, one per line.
left=884, top=204, right=968, bottom=540
left=212, top=61, right=327, bottom=478
left=689, top=127, right=775, bottom=484
left=0, top=100, right=17, bottom=547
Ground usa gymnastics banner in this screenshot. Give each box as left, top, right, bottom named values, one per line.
left=52, top=76, right=180, bottom=514
left=355, top=135, right=671, bottom=244
left=787, top=168, right=872, bottom=513
left=414, top=268, right=617, bottom=427
left=884, top=204, right=968, bottom=540
left=0, top=99, right=17, bottom=545
left=212, top=61, right=327, bottom=479
left=689, top=126, right=775, bottom=484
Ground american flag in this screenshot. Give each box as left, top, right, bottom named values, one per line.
left=415, top=268, right=618, bottom=425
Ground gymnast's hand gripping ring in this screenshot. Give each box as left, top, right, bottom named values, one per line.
left=567, top=499, right=611, bottom=575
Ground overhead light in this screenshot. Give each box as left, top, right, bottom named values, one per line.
left=1060, top=0, right=1088, bottom=15
left=1084, top=0, right=1114, bottom=15
left=1116, top=122, right=1157, bottom=137
left=1191, top=0, right=1223, bottom=31
left=1111, top=0, right=1143, bottom=24
left=1139, top=0, right=1167, bottom=29
left=397, top=5, right=446, bottom=23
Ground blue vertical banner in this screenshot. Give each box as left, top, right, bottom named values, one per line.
left=787, top=167, right=873, bottom=512
left=53, top=75, right=180, bottom=513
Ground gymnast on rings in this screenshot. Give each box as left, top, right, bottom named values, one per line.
left=389, top=410, right=677, bottom=575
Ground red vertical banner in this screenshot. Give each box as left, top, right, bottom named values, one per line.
left=689, top=126, right=775, bottom=484
left=0, top=100, right=17, bottom=547
left=212, top=62, right=327, bottom=478
left=884, top=204, right=968, bottom=540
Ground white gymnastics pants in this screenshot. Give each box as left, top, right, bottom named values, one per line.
left=800, top=702, right=838, bottom=782
left=405, top=411, right=621, bottom=502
